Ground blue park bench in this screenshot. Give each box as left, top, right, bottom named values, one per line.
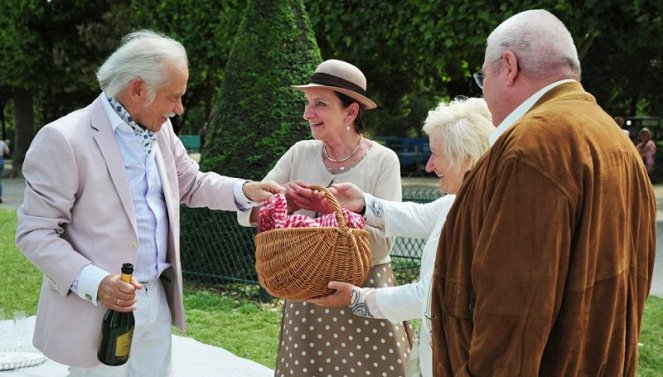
left=178, top=135, right=201, bottom=153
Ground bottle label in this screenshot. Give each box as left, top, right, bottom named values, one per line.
left=115, top=329, right=134, bottom=357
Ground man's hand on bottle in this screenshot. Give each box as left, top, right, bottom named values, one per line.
left=98, top=274, right=142, bottom=312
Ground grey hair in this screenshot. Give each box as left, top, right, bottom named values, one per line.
left=422, top=97, right=494, bottom=173
left=97, top=30, right=188, bottom=101
left=486, top=9, right=581, bottom=81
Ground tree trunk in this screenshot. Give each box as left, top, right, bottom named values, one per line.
left=11, top=88, right=35, bottom=178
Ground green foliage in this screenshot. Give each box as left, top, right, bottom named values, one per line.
left=303, top=0, right=495, bottom=136
left=0, top=209, right=42, bottom=314
left=304, top=0, right=663, bottom=135
left=200, top=0, right=321, bottom=180
left=180, top=207, right=257, bottom=284
left=41, top=1, right=134, bottom=121
left=578, top=0, right=663, bottom=116
left=131, top=0, right=247, bottom=134
left=638, top=296, right=663, bottom=376
left=175, top=286, right=280, bottom=368
left=0, top=0, right=132, bottom=119
left=0, top=0, right=46, bottom=91
left=2, top=1, right=662, bottom=165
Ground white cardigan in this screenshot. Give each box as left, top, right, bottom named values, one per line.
left=365, top=194, right=455, bottom=377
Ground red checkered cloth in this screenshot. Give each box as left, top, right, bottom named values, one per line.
left=258, top=193, right=366, bottom=232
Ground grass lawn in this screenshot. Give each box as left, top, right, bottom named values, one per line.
left=1, top=208, right=661, bottom=373
left=174, top=284, right=280, bottom=368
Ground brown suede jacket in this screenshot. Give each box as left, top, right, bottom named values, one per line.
left=431, top=82, right=656, bottom=376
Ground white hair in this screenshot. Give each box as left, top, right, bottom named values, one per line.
left=97, top=30, right=188, bottom=101
left=422, top=97, right=494, bottom=173
left=486, top=9, right=581, bottom=80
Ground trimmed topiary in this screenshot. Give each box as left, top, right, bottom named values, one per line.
left=200, top=0, right=321, bottom=180
left=182, top=0, right=321, bottom=292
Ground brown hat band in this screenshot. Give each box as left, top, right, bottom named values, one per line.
left=310, top=72, right=367, bottom=96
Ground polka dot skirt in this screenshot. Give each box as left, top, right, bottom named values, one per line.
left=274, top=263, right=412, bottom=377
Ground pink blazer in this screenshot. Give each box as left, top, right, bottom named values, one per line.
left=16, top=95, right=241, bottom=367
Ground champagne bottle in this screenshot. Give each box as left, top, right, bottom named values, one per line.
left=97, top=263, right=135, bottom=366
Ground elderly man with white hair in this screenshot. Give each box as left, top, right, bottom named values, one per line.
left=430, top=9, right=656, bottom=377
left=16, top=30, right=283, bottom=376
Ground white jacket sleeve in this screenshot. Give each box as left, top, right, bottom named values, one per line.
left=364, top=195, right=453, bottom=239
left=366, top=195, right=456, bottom=323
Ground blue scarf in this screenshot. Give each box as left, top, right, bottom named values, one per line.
left=106, top=96, right=157, bottom=155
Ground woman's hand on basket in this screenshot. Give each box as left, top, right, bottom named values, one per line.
left=308, top=281, right=355, bottom=307
left=286, top=181, right=335, bottom=214
left=328, top=183, right=366, bottom=213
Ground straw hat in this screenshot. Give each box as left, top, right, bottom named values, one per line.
left=292, top=59, right=377, bottom=110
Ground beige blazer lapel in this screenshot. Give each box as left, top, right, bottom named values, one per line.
left=154, top=138, right=179, bottom=239
left=154, top=126, right=186, bottom=329
left=154, top=140, right=178, bottom=272
left=89, top=97, right=138, bottom=233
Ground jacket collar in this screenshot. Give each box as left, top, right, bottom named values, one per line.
left=489, top=79, right=577, bottom=146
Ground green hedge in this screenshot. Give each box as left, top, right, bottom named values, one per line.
left=200, top=0, right=321, bottom=180
left=180, top=208, right=257, bottom=284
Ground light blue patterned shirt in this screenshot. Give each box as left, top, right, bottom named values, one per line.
left=103, top=95, right=169, bottom=282
left=71, top=93, right=170, bottom=302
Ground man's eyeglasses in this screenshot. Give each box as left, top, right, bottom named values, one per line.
left=472, top=57, right=502, bottom=89
left=472, top=72, right=486, bottom=89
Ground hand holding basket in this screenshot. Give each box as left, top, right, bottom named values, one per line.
left=254, top=185, right=371, bottom=301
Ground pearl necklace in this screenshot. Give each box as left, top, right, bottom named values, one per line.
left=323, top=135, right=363, bottom=163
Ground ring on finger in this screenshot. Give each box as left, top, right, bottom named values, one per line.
left=116, top=298, right=121, bottom=305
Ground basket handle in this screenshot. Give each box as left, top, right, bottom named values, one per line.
left=308, top=184, right=348, bottom=228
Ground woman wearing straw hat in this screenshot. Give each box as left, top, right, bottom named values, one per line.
left=238, top=59, right=410, bottom=376
left=292, top=97, right=494, bottom=377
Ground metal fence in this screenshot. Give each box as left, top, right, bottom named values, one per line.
left=180, top=187, right=442, bottom=292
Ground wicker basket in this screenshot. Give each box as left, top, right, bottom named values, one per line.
left=254, top=185, right=371, bottom=301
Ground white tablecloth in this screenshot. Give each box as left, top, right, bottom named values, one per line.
left=0, top=317, right=273, bottom=377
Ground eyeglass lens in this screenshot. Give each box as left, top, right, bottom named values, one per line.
left=473, top=72, right=484, bottom=89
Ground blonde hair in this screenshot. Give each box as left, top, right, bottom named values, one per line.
left=422, top=97, right=494, bottom=172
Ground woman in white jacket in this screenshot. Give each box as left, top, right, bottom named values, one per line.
left=292, top=96, right=494, bottom=377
